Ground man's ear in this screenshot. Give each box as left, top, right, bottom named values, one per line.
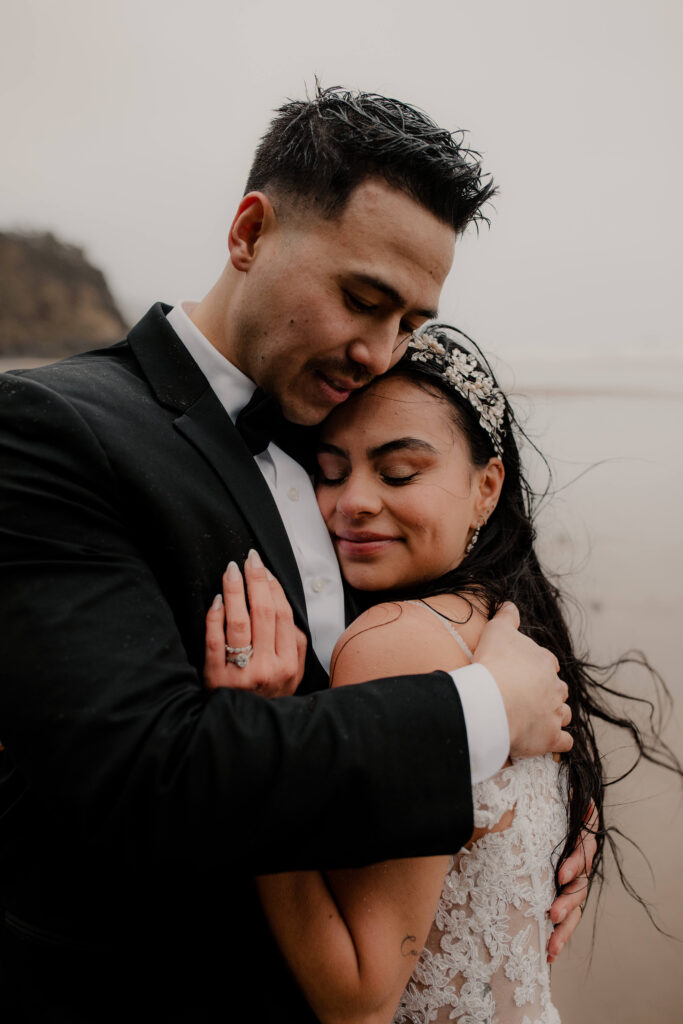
left=228, top=192, right=275, bottom=272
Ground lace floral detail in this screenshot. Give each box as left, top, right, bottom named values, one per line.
left=394, top=755, right=567, bottom=1024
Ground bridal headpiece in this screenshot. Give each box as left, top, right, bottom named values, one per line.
left=404, top=325, right=507, bottom=458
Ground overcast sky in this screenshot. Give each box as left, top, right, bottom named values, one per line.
left=2, top=0, right=682, bottom=365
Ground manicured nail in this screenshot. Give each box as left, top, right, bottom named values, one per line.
left=556, top=908, right=567, bottom=923
left=265, top=568, right=274, bottom=581
left=226, top=561, right=240, bottom=579
left=211, top=593, right=223, bottom=609
left=247, top=548, right=263, bottom=567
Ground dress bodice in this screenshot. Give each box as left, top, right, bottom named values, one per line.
left=394, top=755, right=566, bottom=1024
left=395, top=603, right=567, bottom=1023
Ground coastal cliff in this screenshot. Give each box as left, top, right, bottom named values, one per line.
left=0, top=231, right=127, bottom=357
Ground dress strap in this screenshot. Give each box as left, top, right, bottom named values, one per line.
left=406, top=600, right=474, bottom=662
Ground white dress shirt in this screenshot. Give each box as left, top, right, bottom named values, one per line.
left=166, top=302, right=509, bottom=783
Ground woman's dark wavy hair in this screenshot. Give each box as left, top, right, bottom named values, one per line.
left=364, top=324, right=682, bottom=912
left=245, top=83, right=496, bottom=232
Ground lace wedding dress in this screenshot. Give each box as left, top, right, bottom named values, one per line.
left=394, top=605, right=568, bottom=1024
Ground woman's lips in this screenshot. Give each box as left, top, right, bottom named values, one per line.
left=335, top=532, right=400, bottom=558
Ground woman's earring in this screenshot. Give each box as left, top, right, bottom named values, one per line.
left=465, top=524, right=481, bottom=555
left=466, top=508, right=492, bottom=556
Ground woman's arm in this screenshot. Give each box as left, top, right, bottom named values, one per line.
left=256, top=599, right=484, bottom=1024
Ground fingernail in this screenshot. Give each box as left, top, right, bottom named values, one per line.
left=265, top=568, right=274, bottom=581
left=557, top=908, right=567, bottom=923
left=247, top=549, right=263, bottom=567
left=226, top=561, right=240, bottom=579
left=211, top=593, right=223, bottom=609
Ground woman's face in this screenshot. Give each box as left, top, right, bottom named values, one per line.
left=316, top=374, right=504, bottom=592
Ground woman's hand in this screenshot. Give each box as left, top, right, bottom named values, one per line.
left=547, top=802, right=598, bottom=962
left=204, top=549, right=307, bottom=697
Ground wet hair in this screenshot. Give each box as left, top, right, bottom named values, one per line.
left=245, top=83, right=496, bottom=232
left=358, top=324, right=682, bottom=912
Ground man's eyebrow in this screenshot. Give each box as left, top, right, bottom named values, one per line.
left=351, top=273, right=438, bottom=320
left=317, top=438, right=439, bottom=458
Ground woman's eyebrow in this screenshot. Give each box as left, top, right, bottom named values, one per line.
left=368, top=438, right=439, bottom=458
left=317, top=438, right=439, bottom=459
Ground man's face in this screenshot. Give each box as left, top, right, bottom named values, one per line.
left=229, top=179, right=455, bottom=425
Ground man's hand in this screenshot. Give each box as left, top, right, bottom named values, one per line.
left=473, top=602, right=572, bottom=758
left=547, top=804, right=598, bottom=961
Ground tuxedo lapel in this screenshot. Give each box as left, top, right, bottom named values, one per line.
left=128, top=302, right=207, bottom=413
left=173, top=391, right=309, bottom=629
left=127, top=304, right=309, bottom=632
left=344, top=585, right=361, bottom=628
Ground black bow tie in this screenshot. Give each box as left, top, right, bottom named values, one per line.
left=235, top=388, right=317, bottom=473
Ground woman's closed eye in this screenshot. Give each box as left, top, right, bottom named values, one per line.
left=381, top=471, right=418, bottom=486
left=318, top=471, right=348, bottom=486
left=316, top=454, right=349, bottom=486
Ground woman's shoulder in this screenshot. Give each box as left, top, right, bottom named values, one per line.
left=329, top=595, right=488, bottom=688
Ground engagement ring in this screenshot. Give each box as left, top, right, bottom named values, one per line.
left=225, top=643, right=253, bottom=668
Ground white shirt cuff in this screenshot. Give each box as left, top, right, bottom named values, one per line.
left=449, top=664, right=510, bottom=784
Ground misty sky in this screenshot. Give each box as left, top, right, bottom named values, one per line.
left=1, top=0, right=682, bottom=366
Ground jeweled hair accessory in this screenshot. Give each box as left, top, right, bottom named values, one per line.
left=405, top=326, right=507, bottom=458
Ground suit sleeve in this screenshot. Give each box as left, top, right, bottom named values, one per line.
left=0, top=373, right=473, bottom=875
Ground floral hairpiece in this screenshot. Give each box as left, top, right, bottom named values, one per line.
left=405, top=327, right=507, bottom=458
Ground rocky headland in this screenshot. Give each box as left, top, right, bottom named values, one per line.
left=0, top=230, right=127, bottom=357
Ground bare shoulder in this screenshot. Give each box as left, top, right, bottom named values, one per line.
left=330, top=596, right=488, bottom=688
left=417, top=593, right=489, bottom=655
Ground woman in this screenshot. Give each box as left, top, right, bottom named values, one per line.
left=204, top=325, right=677, bottom=1023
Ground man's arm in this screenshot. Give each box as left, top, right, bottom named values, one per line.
left=0, top=369, right=575, bottom=881
left=0, top=372, right=474, bottom=874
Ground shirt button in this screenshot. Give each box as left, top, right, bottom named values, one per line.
left=287, top=487, right=300, bottom=501
left=311, top=577, right=327, bottom=594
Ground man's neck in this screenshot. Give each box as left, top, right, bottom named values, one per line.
left=190, top=268, right=244, bottom=370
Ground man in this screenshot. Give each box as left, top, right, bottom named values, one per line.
left=0, top=87, right=588, bottom=1022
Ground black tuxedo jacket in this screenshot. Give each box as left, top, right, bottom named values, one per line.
left=0, top=304, right=473, bottom=1022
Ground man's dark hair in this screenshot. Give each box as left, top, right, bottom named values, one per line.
left=245, top=84, right=496, bottom=233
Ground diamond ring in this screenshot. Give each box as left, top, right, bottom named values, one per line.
left=225, top=643, right=254, bottom=668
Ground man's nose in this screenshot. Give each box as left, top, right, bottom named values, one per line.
left=347, top=321, right=404, bottom=378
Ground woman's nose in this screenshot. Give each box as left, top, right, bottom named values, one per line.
left=336, top=473, right=382, bottom=519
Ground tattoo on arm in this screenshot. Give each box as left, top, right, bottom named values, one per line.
left=401, top=935, right=420, bottom=958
